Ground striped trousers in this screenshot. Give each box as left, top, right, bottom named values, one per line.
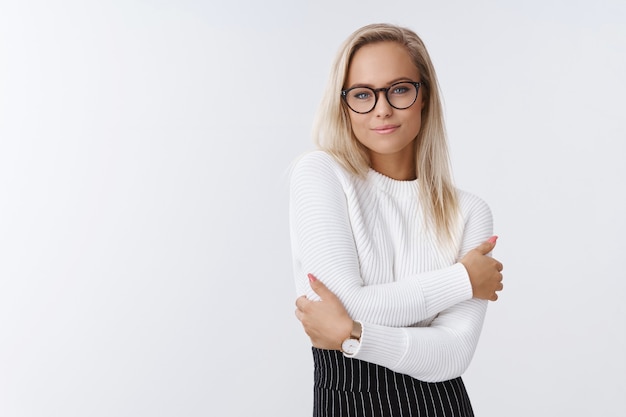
left=312, top=348, right=474, bottom=417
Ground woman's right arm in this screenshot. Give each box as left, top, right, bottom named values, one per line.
left=290, top=152, right=475, bottom=326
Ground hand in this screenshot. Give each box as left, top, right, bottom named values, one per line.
left=294, top=274, right=353, bottom=350
left=460, top=236, right=504, bottom=301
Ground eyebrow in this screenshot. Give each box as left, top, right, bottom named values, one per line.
left=347, top=77, right=416, bottom=89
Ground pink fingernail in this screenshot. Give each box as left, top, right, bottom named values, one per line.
left=307, top=273, right=317, bottom=282
left=488, top=235, right=498, bottom=243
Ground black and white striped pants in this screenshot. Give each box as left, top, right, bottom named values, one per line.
left=312, top=348, right=474, bottom=417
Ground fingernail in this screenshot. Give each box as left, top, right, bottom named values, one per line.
left=488, top=235, right=498, bottom=243
left=307, top=273, right=317, bottom=283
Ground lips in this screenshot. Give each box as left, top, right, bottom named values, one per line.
left=372, top=124, right=399, bottom=134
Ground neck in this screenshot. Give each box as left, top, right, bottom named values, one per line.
left=369, top=149, right=416, bottom=181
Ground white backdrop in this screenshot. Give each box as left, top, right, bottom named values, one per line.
left=1, top=1, right=625, bottom=416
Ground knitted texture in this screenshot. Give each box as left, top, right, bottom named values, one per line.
left=290, top=151, right=492, bottom=382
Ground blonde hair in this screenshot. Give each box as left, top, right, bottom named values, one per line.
left=313, top=23, right=460, bottom=244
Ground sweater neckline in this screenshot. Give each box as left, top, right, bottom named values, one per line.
left=367, top=169, right=419, bottom=198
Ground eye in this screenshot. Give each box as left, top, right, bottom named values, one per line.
left=351, top=89, right=373, bottom=100
left=390, top=85, right=410, bottom=95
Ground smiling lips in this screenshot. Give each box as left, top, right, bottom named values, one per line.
left=372, top=124, right=400, bottom=134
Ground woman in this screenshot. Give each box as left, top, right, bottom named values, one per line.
left=289, top=23, right=504, bottom=417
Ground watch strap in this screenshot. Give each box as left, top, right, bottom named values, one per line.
left=350, top=320, right=362, bottom=341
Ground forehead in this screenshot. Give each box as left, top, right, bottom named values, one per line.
left=346, top=41, right=419, bottom=87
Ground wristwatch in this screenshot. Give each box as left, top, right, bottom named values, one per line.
left=341, top=321, right=362, bottom=355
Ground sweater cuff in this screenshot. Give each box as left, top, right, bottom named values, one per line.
left=419, top=263, right=473, bottom=315
left=346, top=322, right=407, bottom=370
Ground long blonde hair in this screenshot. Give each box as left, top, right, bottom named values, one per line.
left=313, top=23, right=460, bottom=244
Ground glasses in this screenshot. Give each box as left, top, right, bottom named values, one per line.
left=341, top=81, right=423, bottom=114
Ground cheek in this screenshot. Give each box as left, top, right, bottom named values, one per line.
left=406, top=109, right=423, bottom=136
left=349, top=114, right=369, bottom=135
left=414, top=100, right=425, bottom=121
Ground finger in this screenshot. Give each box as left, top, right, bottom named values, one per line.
left=295, top=308, right=303, bottom=321
left=295, top=295, right=309, bottom=310
left=497, top=282, right=504, bottom=291
left=307, top=273, right=335, bottom=300
left=495, top=261, right=504, bottom=272
left=490, top=293, right=498, bottom=301
left=475, top=235, right=498, bottom=255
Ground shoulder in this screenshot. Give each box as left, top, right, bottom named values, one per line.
left=290, top=150, right=340, bottom=172
left=289, top=150, right=350, bottom=186
left=456, top=189, right=492, bottom=222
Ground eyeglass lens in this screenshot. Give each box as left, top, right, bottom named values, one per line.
left=344, top=82, right=418, bottom=113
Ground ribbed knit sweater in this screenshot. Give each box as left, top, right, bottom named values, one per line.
left=289, top=151, right=493, bottom=383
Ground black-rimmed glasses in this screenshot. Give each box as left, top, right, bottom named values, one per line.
left=341, top=81, right=423, bottom=114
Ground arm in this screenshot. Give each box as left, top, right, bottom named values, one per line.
left=353, top=299, right=487, bottom=382
left=349, top=195, right=495, bottom=382
left=290, top=151, right=473, bottom=326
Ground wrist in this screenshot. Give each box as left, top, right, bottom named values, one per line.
left=340, top=320, right=362, bottom=356
left=336, top=318, right=355, bottom=350
left=350, top=320, right=362, bottom=339
left=459, top=261, right=475, bottom=295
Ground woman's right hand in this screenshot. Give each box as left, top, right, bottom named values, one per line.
left=460, top=236, right=504, bottom=301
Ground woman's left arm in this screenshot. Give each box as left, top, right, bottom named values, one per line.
left=299, top=274, right=487, bottom=382
left=349, top=298, right=487, bottom=382
left=295, top=192, right=497, bottom=382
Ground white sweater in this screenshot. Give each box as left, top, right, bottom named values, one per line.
left=289, top=151, right=492, bottom=383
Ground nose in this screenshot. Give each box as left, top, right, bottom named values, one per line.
left=373, top=90, right=392, bottom=117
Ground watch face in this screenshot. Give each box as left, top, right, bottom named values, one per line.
left=341, top=338, right=360, bottom=355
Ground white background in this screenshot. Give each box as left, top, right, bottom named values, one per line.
left=1, top=1, right=624, bottom=416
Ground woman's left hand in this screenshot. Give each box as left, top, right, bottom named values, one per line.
left=295, top=274, right=354, bottom=351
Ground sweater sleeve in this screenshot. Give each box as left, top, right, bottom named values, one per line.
left=289, top=151, right=473, bottom=326
left=348, top=193, right=493, bottom=382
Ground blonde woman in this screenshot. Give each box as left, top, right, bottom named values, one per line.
left=290, top=23, right=504, bottom=416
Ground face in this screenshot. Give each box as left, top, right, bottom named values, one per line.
left=344, top=42, right=424, bottom=166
